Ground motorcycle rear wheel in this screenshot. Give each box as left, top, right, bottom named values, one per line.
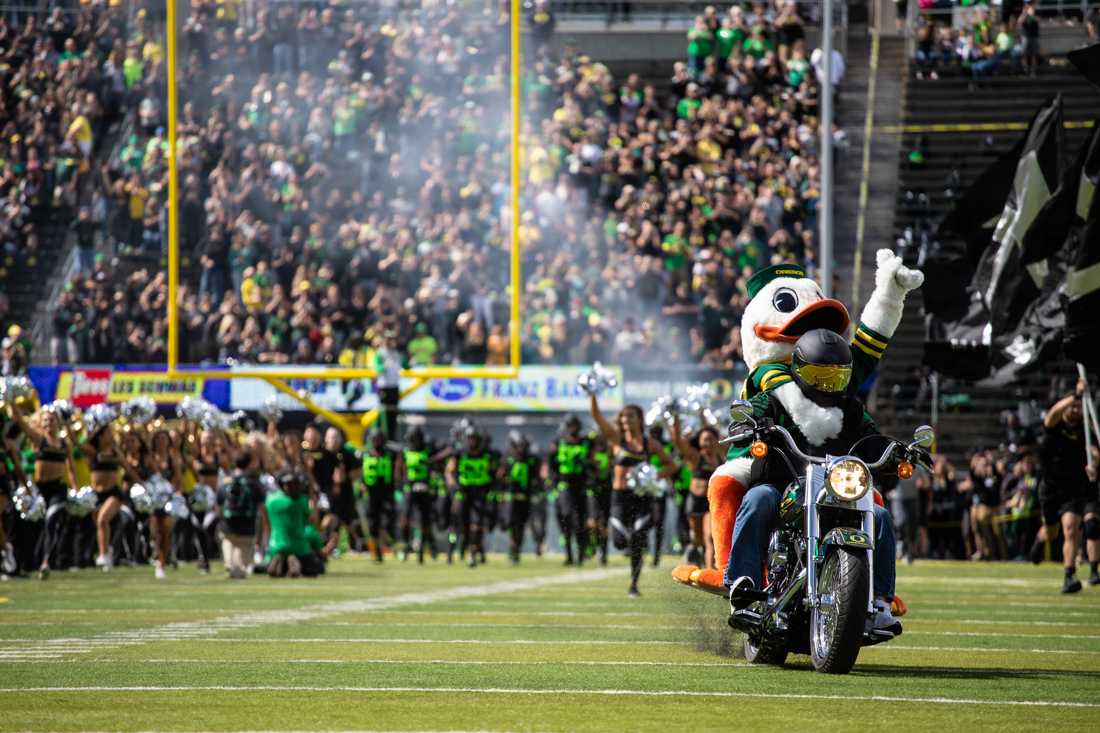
left=810, top=546, right=869, bottom=674
left=743, top=634, right=788, bottom=666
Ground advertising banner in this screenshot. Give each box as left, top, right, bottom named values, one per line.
left=29, top=366, right=229, bottom=408
left=228, top=369, right=385, bottom=413
left=401, top=366, right=624, bottom=412
left=228, top=365, right=623, bottom=413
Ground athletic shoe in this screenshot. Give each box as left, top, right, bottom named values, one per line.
left=95, top=552, right=111, bottom=569
left=628, top=585, right=640, bottom=598
left=869, top=598, right=903, bottom=636
left=287, top=555, right=302, bottom=578
left=198, top=560, right=210, bottom=575
left=154, top=562, right=166, bottom=580
left=1029, top=539, right=1045, bottom=565
left=227, top=567, right=246, bottom=580
left=728, top=576, right=756, bottom=611
left=2, top=543, right=15, bottom=575
left=1062, top=576, right=1083, bottom=594
left=1088, top=570, right=1100, bottom=587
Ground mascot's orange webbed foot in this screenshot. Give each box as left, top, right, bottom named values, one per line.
left=671, top=564, right=727, bottom=597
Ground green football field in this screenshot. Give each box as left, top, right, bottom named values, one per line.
left=1, top=555, right=1098, bottom=732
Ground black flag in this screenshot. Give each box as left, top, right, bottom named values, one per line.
left=1068, top=43, right=1100, bottom=94
left=924, top=97, right=1064, bottom=380
left=985, top=121, right=1100, bottom=382
left=1063, top=124, right=1100, bottom=370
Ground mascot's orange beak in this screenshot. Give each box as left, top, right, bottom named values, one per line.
left=753, top=299, right=851, bottom=344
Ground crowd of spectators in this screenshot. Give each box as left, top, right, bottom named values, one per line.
left=36, top=0, right=829, bottom=370
left=889, top=380, right=1098, bottom=571
left=910, top=0, right=1084, bottom=79
left=0, top=4, right=129, bottom=324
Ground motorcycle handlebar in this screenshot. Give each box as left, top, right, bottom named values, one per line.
left=725, top=421, right=910, bottom=470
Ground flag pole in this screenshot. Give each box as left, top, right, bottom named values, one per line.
left=819, top=0, right=834, bottom=298
left=1077, top=364, right=1100, bottom=471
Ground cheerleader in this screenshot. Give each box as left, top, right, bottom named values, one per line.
left=184, top=428, right=230, bottom=573
left=11, top=403, right=74, bottom=579
left=671, top=414, right=723, bottom=570
left=589, top=395, right=675, bottom=597
left=81, top=420, right=135, bottom=571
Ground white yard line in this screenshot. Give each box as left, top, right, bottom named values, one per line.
left=6, top=657, right=748, bottom=668
left=0, top=568, right=622, bottom=660
left=1, top=685, right=1097, bottom=708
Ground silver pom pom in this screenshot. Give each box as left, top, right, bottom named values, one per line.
left=683, top=383, right=712, bottom=413
left=165, top=495, right=191, bottom=520
left=626, top=463, right=665, bottom=497
left=146, top=474, right=174, bottom=511
left=230, top=410, right=254, bottom=433
left=129, top=484, right=154, bottom=514
left=66, top=486, right=98, bottom=517
left=259, top=396, right=283, bottom=424
left=83, top=404, right=117, bottom=436
left=121, top=396, right=157, bottom=426
left=259, top=473, right=279, bottom=495
left=316, top=492, right=331, bottom=513
left=577, top=362, right=619, bottom=396
left=189, top=484, right=216, bottom=513
left=14, top=482, right=45, bottom=522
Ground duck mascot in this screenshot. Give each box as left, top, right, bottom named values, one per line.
left=674, top=249, right=924, bottom=596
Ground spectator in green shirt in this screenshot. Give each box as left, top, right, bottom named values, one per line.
left=716, top=13, right=748, bottom=60
left=743, top=26, right=774, bottom=60
left=407, top=322, right=439, bottom=366
left=676, top=83, right=702, bottom=120
left=687, top=15, right=714, bottom=75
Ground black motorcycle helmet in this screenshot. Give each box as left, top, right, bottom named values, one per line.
left=791, top=329, right=853, bottom=407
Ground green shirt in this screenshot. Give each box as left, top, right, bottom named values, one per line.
left=407, top=335, right=438, bottom=366
left=676, top=97, right=701, bottom=120
left=362, top=451, right=394, bottom=487
left=554, top=440, right=590, bottom=477
left=265, top=491, right=312, bottom=557
left=687, top=27, right=714, bottom=58
left=404, top=449, right=430, bottom=483
left=123, top=57, right=144, bottom=89
left=458, top=453, right=492, bottom=487
left=716, top=27, right=747, bottom=58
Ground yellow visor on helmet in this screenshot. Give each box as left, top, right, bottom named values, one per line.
left=794, top=362, right=852, bottom=393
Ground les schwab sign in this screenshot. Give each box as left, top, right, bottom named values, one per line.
left=56, top=368, right=205, bottom=408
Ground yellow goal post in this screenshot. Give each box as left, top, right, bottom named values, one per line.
left=163, top=0, right=523, bottom=382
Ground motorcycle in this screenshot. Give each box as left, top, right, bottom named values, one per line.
left=716, top=400, right=933, bottom=674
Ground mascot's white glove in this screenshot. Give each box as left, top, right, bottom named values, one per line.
left=860, top=249, right=925, bottom=338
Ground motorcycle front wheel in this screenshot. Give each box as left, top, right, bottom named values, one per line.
left=810, top=546, right=869, bottom=674
left=743, top=633, right=788, bottom=666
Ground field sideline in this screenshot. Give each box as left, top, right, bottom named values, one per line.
left=1, top=556, right=1098, bottom=732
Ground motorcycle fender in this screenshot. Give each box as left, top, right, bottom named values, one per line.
left=820, top=527, right=874, bottom=550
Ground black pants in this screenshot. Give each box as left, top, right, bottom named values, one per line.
left=610, top=490, right=653, bottom=590
left=507, top=494, right=531, bottom=557
left=402, top=490, right=435, bottom=558
left=38, top=481, right=69, bottom=570
left=529, top=494, right=548, bottom=552
left=455, top=485, right=488, bottom=556
left=555, top=477, right=588, bottom=562
left=367, top=486, right=397, bottom=544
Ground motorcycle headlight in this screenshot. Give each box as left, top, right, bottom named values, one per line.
left=825, top=459, right=870, bottom=502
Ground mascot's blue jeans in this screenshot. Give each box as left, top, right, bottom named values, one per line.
left=725, top=485, right=896, bottom=601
